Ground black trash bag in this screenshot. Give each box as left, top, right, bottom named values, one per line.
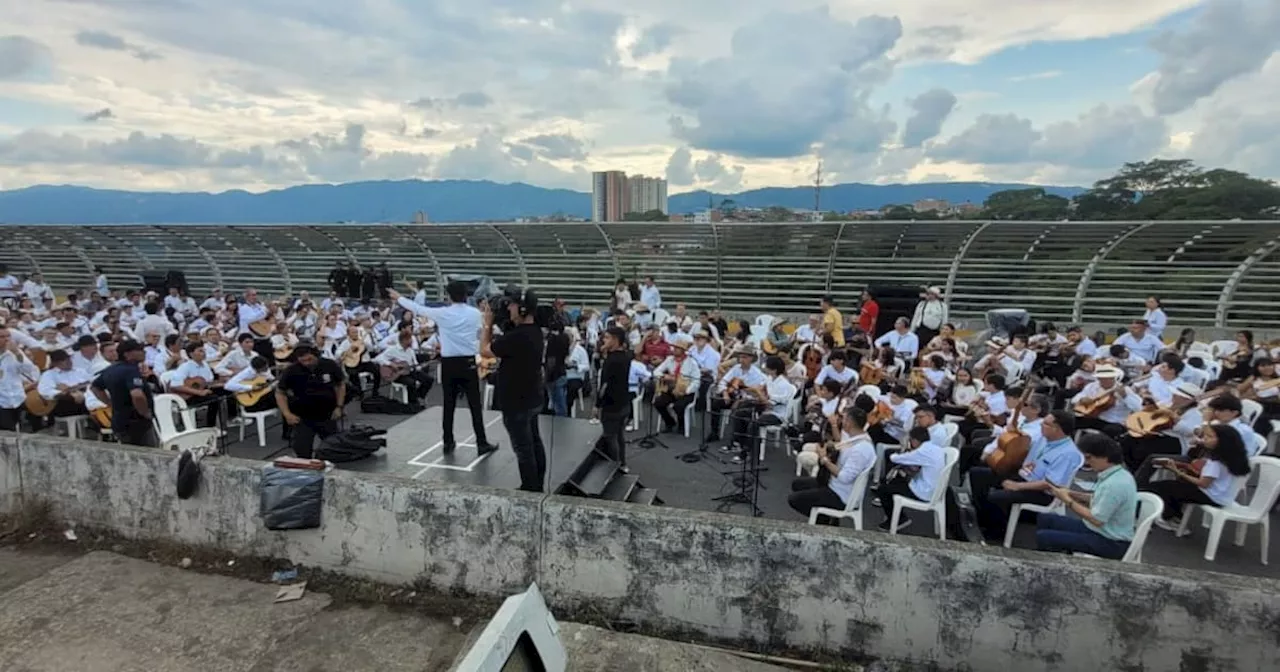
left=260, top=466, right=324, bottom=530
left=175, top=449, right=202, bottom=500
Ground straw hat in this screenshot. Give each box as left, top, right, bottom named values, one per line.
left=1094, top=364, right=1123, bottom=380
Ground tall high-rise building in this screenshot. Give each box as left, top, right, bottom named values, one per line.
left=591, top=171, right=629, bottom=222
left=626, top=175, right=669, bottom=215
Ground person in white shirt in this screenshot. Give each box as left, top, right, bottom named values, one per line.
left=1139, top=358, right=1184, bottom=408
left=170, top=342, right=232, bottom=428
left=0, top=328, right=41, bottom=431
left=565, top=328, right=591, bottom=412
left=964, top=394, right=1049, bottom=478
left=668, top=303, right=694, bottom=333
left=1143, top=296, right=1168, bottom=340
left=237, top=287, right=274, bottom=363
left=1145, top=423, right=1252, bottom=531
left=1064, top=326, right=1098, bottom=359
left=214, top=333, right=257, bottom=378
left=374, top=331, right=433, bottom=403
left=867, top=385, right=916, bottom=446
left=639, top=276, right=662, bottom=311
left=814, top=350, right=857, bottom=389
left=787, top=406, right=876, bottom=525
left=224, top=356, right=278, bottom=415
left=690, top=312, right=721, bottom=346
left=708, top=345, right=766, bottom=445
left=1004, top=334, right=1037, bottom=378
left=957, top=372, right=1012, bottom=444
left=876, top=426, right=963, bottom=536
left=910, top=285, right=948, bottom=349
left=132, top=300, right=174, bottom=343
left=1071, top=364, right=1143, bottom=438
left=163, top=287, right=185, bottom=314
left=201, top=288, right=227, bottom=312
left=651, top=334, right=702, bottom=434
left=0, top=265, right=20, bottom=307
left=1125, top=381, right=1204, bottom=481
left=93, top=267, right=109, bottom=297
left=792, top=315, right=821, bottom=345
left=69, top=335, right=108, bottom=376
left=21, top=272, right=53, bottom=312
left=388, top=283, right=496, bottom=453
left=1113, top=319, right=1164, bottom=365
left=874, top=318, right=920, bottom=361
left=35, top=350, right=92, bottom=426
left=727, top=355, right=797, bottom=462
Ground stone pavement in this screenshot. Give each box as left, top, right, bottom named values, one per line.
left=0, top=549, right=796, bottom=672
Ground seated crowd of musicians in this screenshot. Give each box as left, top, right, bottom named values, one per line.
left=0, top=283, right=447, bottom=449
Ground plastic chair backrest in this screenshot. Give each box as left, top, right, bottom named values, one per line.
left=1242, top=456, right=1280, bottom=516
left=755, top=314, right=776, bottom=329
left=1125, top=492, right=1165, bottom=562
left=1182, top=367, right=1210, bottom=389
left=940, top=421, right=960, bottom=447
left=1186, top=342, right=1213, bottom=358
left=845, top=457, right=874, bottom=512
left=856, top=385, right=882, bottom=401
left=785, top=395, right=803, bottom=425
left=152, top=394, right=185, bottom=439
left=1210, top=340, right=1239, bottom=359
left=747, top=325, right=767, bottom=346
left=1240, top=399, right=1263, bottom=428
left=932, top=447, right=960, bottom=504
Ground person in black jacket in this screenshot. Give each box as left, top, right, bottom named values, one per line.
left=595, top=326, right=633, bottom=469
left=543, top=322, right=571, bottom=416
left=327, top=262, right=346, bottom=298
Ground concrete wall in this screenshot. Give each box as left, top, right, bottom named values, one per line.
left=3, top=432, right=1278, bottom=671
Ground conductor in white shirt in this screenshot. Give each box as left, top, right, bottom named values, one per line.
left=389, top=282, right=497, bottom=454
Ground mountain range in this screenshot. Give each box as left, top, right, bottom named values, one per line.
left=0, top=180, right=1086, bottom=224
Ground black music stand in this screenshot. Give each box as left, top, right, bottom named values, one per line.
left=634, top=381, right=671, bottom=451
left=677, top=378, right=717, bottom=464
left=711, top=403, right=767, bottom=517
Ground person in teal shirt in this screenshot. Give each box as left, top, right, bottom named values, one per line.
left=1035, top=434, right=1137, bottom=559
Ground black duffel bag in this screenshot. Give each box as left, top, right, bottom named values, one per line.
left=315, top=426, right=387, bottom=463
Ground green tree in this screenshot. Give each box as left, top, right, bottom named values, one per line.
left=881, top=205, right=918, bottom=220
left=983, top=187, right=1070, bottom=220
left=623, top=209, right=670, bottom=222
left=763, top=206, right=792, bottom=221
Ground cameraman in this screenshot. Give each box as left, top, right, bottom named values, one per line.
left=481, top=289, right=547, bottom=492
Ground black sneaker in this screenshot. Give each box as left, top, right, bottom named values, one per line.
left=476, top=442, right=499, bottom=457
left=442, top=442, right=457, bottom=455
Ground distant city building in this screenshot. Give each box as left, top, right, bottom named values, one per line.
left=912, top=199, right=950, bottom=213
left=626, top=175, right=668, bottom=215
left=412, top=210, right=428, bottom=224
left=591, top=171, right=629, bottom=222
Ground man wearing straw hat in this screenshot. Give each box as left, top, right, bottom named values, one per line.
left=1070, top=363, right=1142, bottom=438
left=910, top=285, right=948, bottom=350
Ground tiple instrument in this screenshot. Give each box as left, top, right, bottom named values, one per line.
left=175, top=376, right=210, bottom=401
left=859, top=361, right=884, bottom=387
left=801, top=345, right=824, bottom=381
left=867, top=399, right=894, bottom=427
left=985, top=386, right=1034, bottom=477
left=655, top=370, right=692, bottom=397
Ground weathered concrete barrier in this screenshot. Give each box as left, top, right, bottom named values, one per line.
left=3, top=433, right=1278, bottom=670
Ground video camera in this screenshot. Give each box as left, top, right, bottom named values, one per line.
left=487, top=284, right=559, bottom=332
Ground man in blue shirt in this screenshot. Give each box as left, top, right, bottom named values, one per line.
left=971, top=410, right=1081, bottom=542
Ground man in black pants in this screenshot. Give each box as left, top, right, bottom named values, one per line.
left=390, top=283, right=497, bottom=455
left=481, top=288, right=546, bottom=492
left=595, top=326, right=633, bottom=469
left=91, top=340, right=156, bottom=447
left=275, top=345, right=346, bottom=459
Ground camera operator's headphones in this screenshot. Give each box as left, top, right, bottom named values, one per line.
left=514, top=286, right=539, bottom=317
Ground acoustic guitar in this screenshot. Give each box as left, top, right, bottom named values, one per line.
left=985, top=386, right=1034, bottom=477
left=175, top=376, right=211, bottom=400
left=859, top=361, right=884, bottom=387
left=234, top=377, right=274, bottom=407
left=341, top=342, right=366, bottom=368
left=23, top=381, right=90, bottom=417
left=91, top=407, right=113, bottom=428
left=248, top=319, right=274, bottom=338
left=1073, top=387, right=1118, bottom=418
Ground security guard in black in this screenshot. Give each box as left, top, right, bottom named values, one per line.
left=276, top=346, right=346, bottom=458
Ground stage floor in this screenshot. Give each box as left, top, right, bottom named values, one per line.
left=198, top=391, right=1280, bottom=580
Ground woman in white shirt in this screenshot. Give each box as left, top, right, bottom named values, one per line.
left=1143, top=296, right=1167, bottom=341
left=937, top=367, right=979, bottom=419
left=1145, top=424, right=1252, bottom=531
left=1243, top=357, right=1280, bottom=436
left=564, top=329, right=591, bottom=412
left=920, top=354, right=953, bottom=404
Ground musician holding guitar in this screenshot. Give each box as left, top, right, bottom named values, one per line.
left=1119, top=380, right=1204, bottom=474
left=1070, top=364, right=1141, bottom=438
left=970, top=411, right=1078, bottom=543
left=224, top=356, right=277, bottom=416
left=374, top=331, right=433, bottom=403
left=651, top=334, right=701, bottom=434
left=237, top=288, right=276, bottom=364
left=706, top=345, right=767, bottom=446
left=0, top=327, right=40, bottom=431
left=34, top=350, right=92, bottom=428
left=171, top=342, right=232, bottom=428
left=875, top=425, right=956, bottom=535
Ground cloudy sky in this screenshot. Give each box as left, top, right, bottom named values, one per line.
left=1, top=0, right=1278, bottom=194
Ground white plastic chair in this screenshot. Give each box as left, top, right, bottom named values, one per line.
left=939, top=421, right=960, bottom=448
left=628, top=394, right=642, bottom=432
left=1180, top=366, right=1210, bottom=389
left=1175, top=456, right=1280, bottom=564
left=1186, top=341, right=1213, bottom=359
left=1209, top=340, right=1239, bottom=360
left=54, top=415, right=90, bottom=439
left=1002, top=451, right=1087, bottom=548
left=236, top=402, right=279, bottom=448
left=808, top=458, right=875, bottom=530
left=755, top=314, right=776, bottom=329
left=757, top=396, right=804, bottom=461
left=1240, top=399, right=1263, bottom=428
left=1123, top=492, right=1166, bottom=563
left=890, top=446, right=960, bottom=540
left=152, top=393, right=219, bottom=452
left=746, top=325, right=767, bottom=347
left=389, top=382, right=410, bottom=404
left=855, top=384, right=882, bottom=401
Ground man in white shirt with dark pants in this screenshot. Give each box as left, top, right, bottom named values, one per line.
left=390, top=282, right=497, bottom=454
left=787, top=406, right=876, bottom=525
